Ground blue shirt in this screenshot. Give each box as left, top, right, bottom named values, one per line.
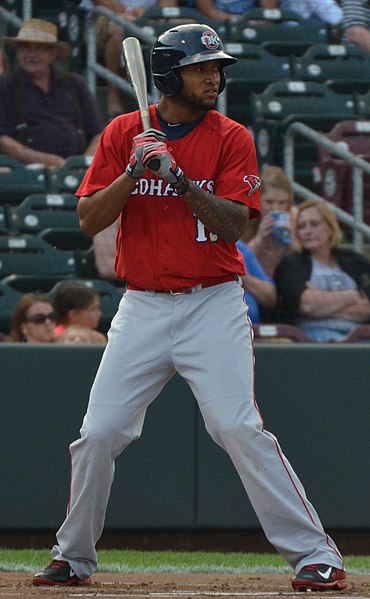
left=213, top=0, right=257, bottom=15
left=237, top=241, right=275, bottom=323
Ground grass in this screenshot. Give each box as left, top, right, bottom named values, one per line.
left=0, top=549, right=369, bottom=575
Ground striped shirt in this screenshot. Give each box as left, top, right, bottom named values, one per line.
left=342, top=0, right=370, bottom=31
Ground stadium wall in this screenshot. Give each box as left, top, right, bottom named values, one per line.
left=0, top=345, right=369, bottom=535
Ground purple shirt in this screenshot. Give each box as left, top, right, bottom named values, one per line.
left=0, top=68, right=104, bottom=157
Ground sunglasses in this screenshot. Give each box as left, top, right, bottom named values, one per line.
left=25, top=312, right=57, bottom=324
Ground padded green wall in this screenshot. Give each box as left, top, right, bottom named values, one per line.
left=0, top=345, right=369, bottom=529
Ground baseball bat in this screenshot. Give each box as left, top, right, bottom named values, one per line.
left=122, top=37, right=160, bottom=171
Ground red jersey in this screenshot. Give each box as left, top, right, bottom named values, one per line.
left=77, top=104, right=261, bottom=290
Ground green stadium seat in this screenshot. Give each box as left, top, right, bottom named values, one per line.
left=134, top=6, right=227, bottom=39
left=0, top=155, right=47, bottom=205
left=0, top=281, right=22, bottom=336
left=227, top=8, right=329, bottom=56
left=46, top=155, right=92, bottom=194
left=355, top=89, right=370, bottom=120
left=250, top=80, right=357, bottom=190
left=0, top=234, right=76, bottom=279
left=6, top=193, right=79, bottom=234
left=0, top=207, right=8, bottom=234
left=1, top=273, right=74, bottom=295
left=74, top=245, right=99, bottom=279
left=223, top=44, right=291, bottom=126
left=291, top=44, right=370, bottom=95
left=38, top=227, right=92, bottom=251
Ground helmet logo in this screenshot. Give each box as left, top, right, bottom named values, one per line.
left=201, top=31, right=220, bottom=50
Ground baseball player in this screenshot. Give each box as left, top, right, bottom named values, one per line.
left=33, top=24, right=346, bottom=591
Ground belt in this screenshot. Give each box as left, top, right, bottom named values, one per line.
left=127, top=274, right=238, bottom=295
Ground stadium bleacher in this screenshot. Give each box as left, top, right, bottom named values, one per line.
left=0, top=1, right=369, bottom=340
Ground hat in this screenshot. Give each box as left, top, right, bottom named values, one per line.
left=5, top=19, right=70, bottom=59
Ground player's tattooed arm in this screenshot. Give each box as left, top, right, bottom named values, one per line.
left=179, top=179, right=250, bottom=243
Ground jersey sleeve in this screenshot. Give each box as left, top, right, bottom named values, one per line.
left=76, top=120, right=127, bottom=197
left=215, top=124, right=261, bottom=219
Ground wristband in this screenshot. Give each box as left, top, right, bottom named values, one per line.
left=172, top=176, right=189, bottom=196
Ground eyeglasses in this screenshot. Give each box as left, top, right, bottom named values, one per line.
left=25, top=312, right=57, bottom=324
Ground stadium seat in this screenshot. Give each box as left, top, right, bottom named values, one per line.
left=0, top=234, right=76, bottom=279
left=0, top=207, right=8, bottom=234
left=32, top=0, right=64, bottom=24
left=38, top=227, right=92, bottom=251
left=1, top=273, right=74, bottom=295
left=227, top=8, right=329, bottom=56
left=46, top=155, right=93, bottom=194
left=291, top=44, right=370, bottom=94
left=251, top=81, right=357, bottom=190
left=252, top=323, right=315, bottom=343
left=355, top=89, right=370, bottom=120
left=6, top=193, right=79, bottom=234
left=74, top=246, right=100, bottom=279
left=0, top=281, right=22, bottom=336
left=223, top=45, right=291, bottom=126
left=0, top=155, right=47, bottom=205
left=134, top=6, right=227, bottom=38
left=317, top=120, right=370, bottom=225
left=64, top=0, right=86, bottom=73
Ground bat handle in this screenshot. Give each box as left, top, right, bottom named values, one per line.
left=146, top=157, right=160, bottom=171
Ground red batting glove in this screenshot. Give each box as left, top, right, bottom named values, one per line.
left=142, top=142, right=184, bottom=184
left=126, top=128, right=166, bottom=178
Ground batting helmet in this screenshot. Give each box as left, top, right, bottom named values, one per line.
left=151, top=23, right=237, bottom=96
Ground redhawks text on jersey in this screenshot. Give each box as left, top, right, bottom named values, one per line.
left=77, top=105, right=261, bottom=290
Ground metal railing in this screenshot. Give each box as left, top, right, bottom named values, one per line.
left=284, top=122, right=370, bottom=253
left=84, top=6, right=158, bottom=104
left=0, top=5, right=23, bottom=30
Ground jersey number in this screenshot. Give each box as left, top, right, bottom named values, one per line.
left=195, top=217, right=218, bottom=243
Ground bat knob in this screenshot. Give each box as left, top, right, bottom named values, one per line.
left=147, top=158, right=160, bottom=171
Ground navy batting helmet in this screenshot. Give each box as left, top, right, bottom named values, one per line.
left=151, top=23, right=237, bottom=96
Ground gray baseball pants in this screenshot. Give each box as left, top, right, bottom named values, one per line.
left=52, top=280, right=344, bottom=578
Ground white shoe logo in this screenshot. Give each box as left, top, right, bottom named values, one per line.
left=70, top=569, right=76, bottom=578
left=318, top=567, right=332, bottom=580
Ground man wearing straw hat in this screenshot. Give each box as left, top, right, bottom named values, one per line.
left=0, top=19, right=104, bottom=168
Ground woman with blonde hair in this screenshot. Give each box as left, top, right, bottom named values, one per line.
left=245, top=165, right=296, bottom=277
left=274, top=200, right=370, bottom=341
left=10, top=294, right=57, bottom=343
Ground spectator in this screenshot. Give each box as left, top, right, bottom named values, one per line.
left=195, top=0, right=279, bottom=20
left=0, top=19, right=104, bottom=169
left=93, top=0, right=179, bottom=119
left=57, top=324, right=107, bottom=344
left=274, top=200, right=370, bottom=342
left=247, top=165, right=296, bottom=277
left=341, top=0, right=370, bottom=52
left=10, top=294, right=57, bottom=343
left=279, top=0, right=342, bottom=25
left=53, top=281, right=102, bottom=336
left=237, top=235, right=277, bottom=323
left=0, top=48, right=10, bottom=75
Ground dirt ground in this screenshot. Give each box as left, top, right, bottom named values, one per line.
left=0, top=572, right=370, bottom=599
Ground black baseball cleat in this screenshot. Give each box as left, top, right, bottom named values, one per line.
left=33, top=559, right=91, bottom=586
left=291, top=563, right=347, bottom=592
